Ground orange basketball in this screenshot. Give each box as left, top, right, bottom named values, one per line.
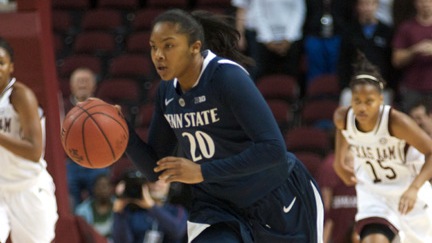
left=61, top=99, right=129, bottom=168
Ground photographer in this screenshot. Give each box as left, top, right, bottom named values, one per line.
left=112, top=170, right=187, bottom=243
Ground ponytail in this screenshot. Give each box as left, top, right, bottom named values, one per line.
left=349, top=51, right=386, bottom=92
left=153, top=9, right=254, bottom=67
left=191, top=10, right=254, bottom=67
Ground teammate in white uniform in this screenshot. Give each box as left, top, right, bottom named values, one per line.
left=333, top=53, right=432, bottom=243
left=0, top=37, right=58, bottom=242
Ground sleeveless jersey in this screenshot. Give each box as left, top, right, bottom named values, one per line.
left=0, top=78, right=47, bottom=191
left=342, top=105, right=420, bottom=195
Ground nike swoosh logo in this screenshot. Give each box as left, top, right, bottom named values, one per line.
left=283, top=197, right=297, bottom=213
left=165, top=98, right=174, bottom=106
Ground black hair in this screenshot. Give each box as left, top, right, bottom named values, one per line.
left=349, top=51, right=386, bottom=93
left=0, top=37, right=14, bottom=62
left=408, top=97, right=432, bottom=114
left=152, top=9, right=254, bottom=67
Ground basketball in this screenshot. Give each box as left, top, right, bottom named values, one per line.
left=61, top=98, right=129, bottom=168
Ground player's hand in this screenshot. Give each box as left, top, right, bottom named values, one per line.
left=333, top=161, right=357, bottom=186
left=132, top=184, right=155, bottom=209
left=399, top=186, right=418, bottom=215
left=154, top=156, right=204, bottom=184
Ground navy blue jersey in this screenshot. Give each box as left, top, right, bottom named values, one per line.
left=126, top=51, right=293, bottom=208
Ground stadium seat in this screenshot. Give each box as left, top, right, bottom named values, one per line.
left=145, top=80, right=161, bottom=102
left=126, top=31, right=151, bottom=54
left=194, top=0, right=233, bottom=13
left=306, top=74, right=341, bottom=100
left=52, top=10, right=74, bottom=34
left=52, top=0, right=90, bottom=10
left=107, top=54, right=154, bottom=81
left=53, top=33, right=64, bottom=55
left=295, top=151, right=324, bottom=180
left=301, top=99, right=339, bottom=127
left=146, top=0, right=189, bottom=9
left=96, top=78, right=142, bottom=105
left=57, top=54, right=102, bottom=79
left=131, top=8, right=165, bottom=31
left=256, top=74, right=300, bottom=103
left=266, top=99, right=294, bottom=132
left=73, top=31, right=117, bottom=56
left=195, top=0, right=231, bottom=8
left=285, top=126, right=331, bottom=156
left=135, top=103, right=155, bottom=128
left=97, top=0, right=139, bottom=10
left=81, top=9, right=124, bottom=33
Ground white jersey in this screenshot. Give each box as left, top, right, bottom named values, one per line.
left=343, top=105, right=432, bottom=242
left=342, top=105, right=422, bottom=196
left=0, top=78, right=47, bottom=191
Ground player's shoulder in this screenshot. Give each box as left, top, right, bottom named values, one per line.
left=333, top=106, right=349, bottom=130
left=211, top=56, right=249, bottom=77
left=389, top=107, right=414, bottom=130
left=11, top=81, right=37, bottom=101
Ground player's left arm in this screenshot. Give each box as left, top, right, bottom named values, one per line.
left=199, top=64, right=287, bottom=182
left=0, top=82, right=43, bottom=161
left=391, top=108, right=432, bottom=214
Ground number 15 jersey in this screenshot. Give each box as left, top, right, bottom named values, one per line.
left=342, top=105, right=423, bottom=195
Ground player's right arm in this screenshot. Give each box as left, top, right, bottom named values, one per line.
left=0, top=82, right=43, bottom=162
left=333, top=106, right=356, bottom=186
left=126, top=82, right=178, bottom=182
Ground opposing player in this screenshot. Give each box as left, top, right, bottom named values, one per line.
left=0, top=37, right=58, bottom=242
left=124, top=9, right=323, bottom=242
left=333, top=53, right=432, bottom=243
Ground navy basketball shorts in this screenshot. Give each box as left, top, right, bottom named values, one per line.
left=243, top=160, right=324, bottom=242
left=189, top=159, right=324, bottom=243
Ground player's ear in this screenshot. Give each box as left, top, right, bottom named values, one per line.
left=191, top=40, right=202, bottom=55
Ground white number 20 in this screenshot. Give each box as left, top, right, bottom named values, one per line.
left=182, top=131, right=215, bottom=162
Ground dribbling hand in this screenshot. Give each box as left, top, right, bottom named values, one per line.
left=399, top=186, right=418, bottom=215
left=154, top=156, right=204, bottom=184
left=333, top=162, right=357, bottom=186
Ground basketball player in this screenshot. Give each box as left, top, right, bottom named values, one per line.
left=333, top=53, right=432, bottom=243
left=123, top=9, right=324, bottom=243
left=0, top=37, right=58, bottom=242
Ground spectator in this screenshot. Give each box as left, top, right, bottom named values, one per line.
left=318, top=152, right=358, bottom=243
left=408, top=98, right=432, bottom=137
left=231, top=0, right=259, bottom=80
left=112, top=170, right=187, bottom=243
left=63, top=67, right=97, bottom=113
left=392, top=0, right=432, bottom=112
left=64, top=67, right=110, bottom=210
left=252, top=0, right=306, bottom=80
left=75, top=174, right=115, bottom=240
left=303, top=0, right=355, bottom=84
left=376, top=0, right=394, bottom=26
left=338, top=0, right=394, bottom=106
left=392, top=0, right=416, bottom=28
